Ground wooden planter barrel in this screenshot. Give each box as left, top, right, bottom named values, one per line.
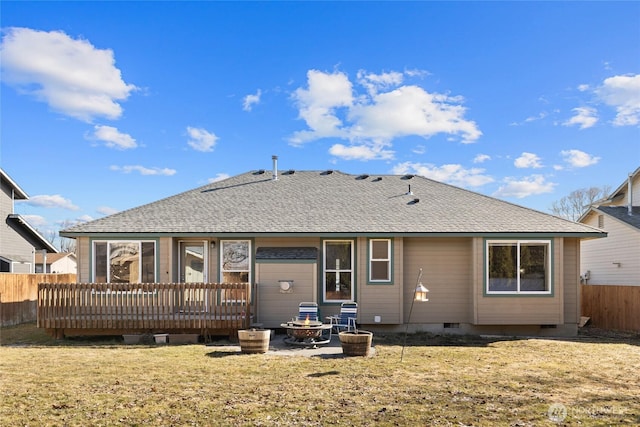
left=238, top=329, right=271, bottom=354
left=339, top=330, right=373, bottom=356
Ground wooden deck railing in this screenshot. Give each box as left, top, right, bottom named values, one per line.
left=37, top=282, right=252, bottom=338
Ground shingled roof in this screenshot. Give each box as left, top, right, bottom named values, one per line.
left=597, top=206, right=640, bottom=230
left=61, top=170, right=604, bottom=237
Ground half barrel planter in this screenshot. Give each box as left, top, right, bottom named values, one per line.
left=238, top=329, right=271, bottom=354
left=339, top=330, right=373, bottom=356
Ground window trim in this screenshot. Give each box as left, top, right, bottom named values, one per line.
left=322, top=239, right=355, bottom=303
left=91, top=239, right=157, bottom=283
left=368, top=238, right=392, bottom=284
left=485, top=239, right=553, bottom=296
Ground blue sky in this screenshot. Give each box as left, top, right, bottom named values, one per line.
left=1, top=1, right=639, bottom=247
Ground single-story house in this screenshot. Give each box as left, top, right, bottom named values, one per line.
left=34, top=252, right=77, bottom=274
left=579, top=166, right=640, bottom=286
left=58, top=158, right=605, bottom=337
left=1, top=168, right=57, bottom=273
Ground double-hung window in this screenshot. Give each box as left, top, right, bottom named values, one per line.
left=486, top=240, right=551, bottom=294
left=93, top=241, right=156, bottom=283
left=369, top=238, right=391, bottom=282
left=323, top=240, right=354, bottom=302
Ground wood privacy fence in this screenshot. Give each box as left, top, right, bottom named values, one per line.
left=581, top=284, right=640, bottom=332
left=37, top=282, right=251, bottom=338
left=0, top=274, right=77, bottom=327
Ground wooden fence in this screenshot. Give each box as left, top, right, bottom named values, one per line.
left=0, top=274, right=76, bottom=327
left=37, top=282, right=251, bottom=338
left=581, top=284, right=640, bottom=332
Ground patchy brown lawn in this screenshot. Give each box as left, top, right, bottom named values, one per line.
left=1, top=324, right=638, bottom=426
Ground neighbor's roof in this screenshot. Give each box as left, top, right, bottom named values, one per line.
left=596, top=206, right=640, bottom=230
left=34, top=252, right=77, bottom=264
left=61, top=170, right=605, bottom=237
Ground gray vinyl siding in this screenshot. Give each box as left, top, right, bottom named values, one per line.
left=581, top=211, right=640, bottom=286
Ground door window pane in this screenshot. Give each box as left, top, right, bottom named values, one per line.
left=324, top=241, right=353, bottom=302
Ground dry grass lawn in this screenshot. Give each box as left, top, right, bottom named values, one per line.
left=1, top=324, right=639, bottom=426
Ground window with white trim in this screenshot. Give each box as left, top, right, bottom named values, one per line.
left=93, top=241, right=156, bottom=283
left=369, top=239, right=391, bottom=282
left=323, top=240, right=354, bottom=302
left=486, top=240, right=551, bottom=294
left=220, top=240, right=251, bottom=283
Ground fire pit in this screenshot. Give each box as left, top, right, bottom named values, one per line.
left=280, top=319, right=332, bottom=347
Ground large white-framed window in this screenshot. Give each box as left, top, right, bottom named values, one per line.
left=220, top=240, right=251, bottom=283
left=323, top=240, right=354, bottom=302
left=369, top=238, right=391, bottom=283
left=486, top=240, right=551, bottom=294
left=93, top=240, right=156, bottom=283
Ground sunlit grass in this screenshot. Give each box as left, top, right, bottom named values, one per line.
left=1, top=323, right=639, bottom=426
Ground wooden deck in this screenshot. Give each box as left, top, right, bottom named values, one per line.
left=37, top=282, right=252, bottom=338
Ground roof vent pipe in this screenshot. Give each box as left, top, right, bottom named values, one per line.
left=629, top=172, right=633, bottom=216
left=272, top=155, right=278, bottom=181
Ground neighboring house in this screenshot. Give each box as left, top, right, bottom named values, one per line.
left=1, top=168, right=57, bottom=273
left=579, top=166, right=640, bottom=286
left=61, top=159, right=605, bottom=336
left=34, top=252, right=77, bottom=274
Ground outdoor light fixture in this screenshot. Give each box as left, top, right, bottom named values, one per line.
left=401, top=268, right=429, bottom=362
left=414, top=282, right=429, bottom=302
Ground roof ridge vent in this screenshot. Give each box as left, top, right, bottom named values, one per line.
left=254, top=169, right=265, bottom=175
left=402, top=174, right=415, bottom=180
left=321, top=170, right=334, bottom=175
left=283, top=169, right=295, bottom=175
left=356, top=174, right=369, bottom=180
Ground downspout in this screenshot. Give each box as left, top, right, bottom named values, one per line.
left=629, top=173, right=633, bottom=216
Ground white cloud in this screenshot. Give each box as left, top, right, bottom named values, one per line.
left=560, top=149, right=600, bottom=168
left=110, top=165, right=176, bottom=176
left=96, top=206, right=119, bottom=216
left=577, top=84, right=590, bottom=92
left=186, top=126, right=218, bottom=152
left=493, top=175, right=556, bottom=199
left=0, top=27, right=136, bottom=122
left=208, top=173, right=230, bottom=183
left=18, top=194, right=80, bottom=210
left=357, top=70, right=404, bottom=95
left=596, top=74, right=640, bottom=126
left=330, top=143, right=394, bottom=161
left=22, top=214, right=48, bottom=227
left=289, top=69, right=481, bottom=160
left=391, top=162, right=494, bottom=188
left=473, top=154, right=491, bottom=164
left=243, top=89, right=262, bottom=112
left=514, top=152, right=543, bottom=169
left=412, top=145, right=426, bottom=155
left=563, top=107, right=598, bottom=129
left=89, top=125, right=137, bottom=149
left=289, top=69, right=354, bottom=145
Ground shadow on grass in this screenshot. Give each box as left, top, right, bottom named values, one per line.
left=375, top=328, right=640, bottom=348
